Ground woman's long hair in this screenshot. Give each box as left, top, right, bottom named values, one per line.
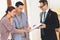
left=2, top=6, right=15, bottom=18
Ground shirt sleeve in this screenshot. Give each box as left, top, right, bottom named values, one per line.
left=1, top=18, right=14, bottom=32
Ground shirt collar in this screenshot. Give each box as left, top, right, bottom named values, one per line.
left=45, top=8, right=49, bottom=13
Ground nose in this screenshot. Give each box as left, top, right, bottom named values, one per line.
left=14, top=13, right=16, bottom=15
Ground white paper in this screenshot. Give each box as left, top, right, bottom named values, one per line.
left=30, top=23, right=42, bottom=32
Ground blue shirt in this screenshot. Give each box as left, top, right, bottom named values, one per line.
left=12, top=12, right=28, bottom=40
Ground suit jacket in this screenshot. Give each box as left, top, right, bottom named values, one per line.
left=40, top=9, right=59, bottom=40
left=0, top=17, right=14, bottom=40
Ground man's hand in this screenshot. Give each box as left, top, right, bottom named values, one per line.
left=14, top=29, right=26, bottom=33
left=39, top=24, right=46, bottom=28
left=25, top=27, right=31, bottom=32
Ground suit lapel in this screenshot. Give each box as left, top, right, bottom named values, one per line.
left=40, top=9, right=52, bottom=23
left=45, top=9, right=51, bottom=22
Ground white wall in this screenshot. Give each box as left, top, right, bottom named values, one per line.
left=0, top=0, right=7, bottom=20
left=26, top=0, right=41, bottom=40
left=47, top=0, right=60, bottom=8
left=0, top=0, right=60, bottom=20
left=12, top=0, right=23, bottom=7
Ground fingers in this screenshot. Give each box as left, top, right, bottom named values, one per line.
left=40, top=24, right=46, bottom=28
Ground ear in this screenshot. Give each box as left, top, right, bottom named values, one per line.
left=8, top=11, right=10, bottom=14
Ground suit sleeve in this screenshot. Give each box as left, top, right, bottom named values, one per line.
left=46, top=12, right=59, bottom=29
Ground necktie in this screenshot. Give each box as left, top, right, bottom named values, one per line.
left=41, top=11, right=46, bottom=36
left=42, top=11, right=46, bottom=23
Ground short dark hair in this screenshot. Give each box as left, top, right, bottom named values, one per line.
left=39, top=0, right=48, bottom=5
left=15, top=1, right=24, bottom=7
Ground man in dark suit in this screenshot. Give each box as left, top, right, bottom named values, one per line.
left=39, top=0, right=59, bottom=40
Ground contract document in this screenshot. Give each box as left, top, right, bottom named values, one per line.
left=30, top=23, right=42, bottom=32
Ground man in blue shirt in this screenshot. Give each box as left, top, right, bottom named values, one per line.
left=12, top=1, right=30, bottom=40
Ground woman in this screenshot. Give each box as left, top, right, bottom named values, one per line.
left=0, top=6, right=16, bottom=40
